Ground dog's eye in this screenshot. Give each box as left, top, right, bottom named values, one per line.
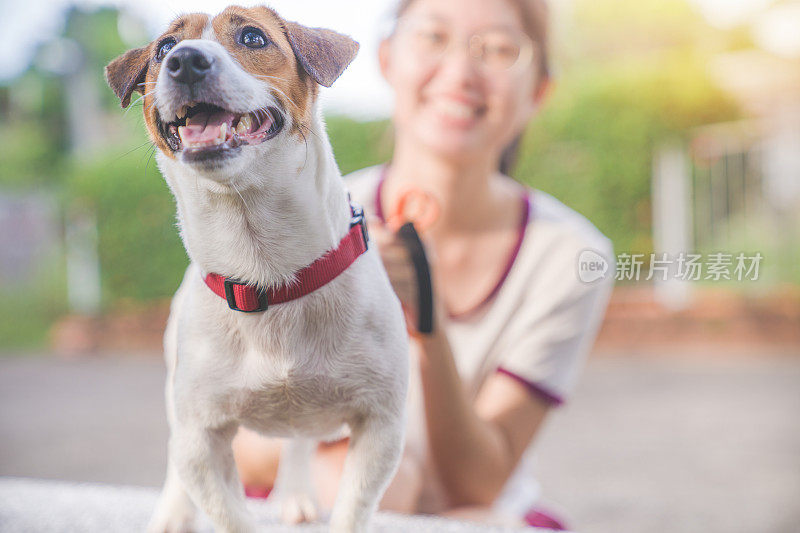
left=240, top=27, right=267, bottom=49
left=156, top=38, right=177, bottom=61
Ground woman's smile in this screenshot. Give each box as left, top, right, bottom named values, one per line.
left=424, top=94, right=487, bottom=129
left=382, top=0, right=542, bottom=158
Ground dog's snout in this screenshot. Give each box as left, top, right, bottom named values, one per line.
left=166, top=47, right=214, bottom=85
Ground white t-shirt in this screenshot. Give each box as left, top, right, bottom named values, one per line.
left=344, top=165, right=615, bottom=516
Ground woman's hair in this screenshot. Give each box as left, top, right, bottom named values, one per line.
left=391, top=0, right=550, bottom=175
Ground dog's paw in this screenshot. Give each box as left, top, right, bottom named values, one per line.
left=146, top=506, right=196, bottom=533
left=146, top=516, right=195, bottom=533
left=279, top=493, right=319, bottom=525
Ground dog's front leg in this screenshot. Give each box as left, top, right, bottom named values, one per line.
left=170, top=422, right=257, bottom=533
left=329, top=417, right=404, bottom=533
left=272, top=437, right=319, bottom=524
left=148, top=458, right=197, bottom=533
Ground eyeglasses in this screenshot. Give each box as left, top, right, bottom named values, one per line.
left=393, top=16, right=536, bottom=74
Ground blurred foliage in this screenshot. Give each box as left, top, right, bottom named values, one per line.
left=0, top=258, right=66, bottom=348
left=326, top=117, right=393, bottom=175
left=0, top=75, right=66, bottom=187
left=516, top=51, right=740, bottom=254
left=63, top=7, right=142, bottom=110
left=65, top=7, right=128, bottom=68
left=64, top=151, right=188, bottom=304
left=0, top=1, right=771, bottom=348
left=0, top=6, right=129, bottom=190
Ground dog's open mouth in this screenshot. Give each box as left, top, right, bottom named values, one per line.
left=160, top=102, right=284, bottom=160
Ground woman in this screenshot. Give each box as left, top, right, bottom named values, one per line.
left=234, top=0, right=615, bottom=528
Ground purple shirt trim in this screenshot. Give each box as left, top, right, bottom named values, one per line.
left=454, top=192, right=529, bottom=319
left=374, top=165, right=388, bottom=223
left=496, top=367, right=565, bottom=407
left=374, top=165, right=531, bottom=320
left=524, top=507, right=568, bottom=530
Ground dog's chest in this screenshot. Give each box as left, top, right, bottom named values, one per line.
left=177, top=265, right=380, bottom=438
left=228, top=353, right=362, bottom=437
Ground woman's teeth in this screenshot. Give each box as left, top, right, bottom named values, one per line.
left=434, top=100, right=478, bottom=120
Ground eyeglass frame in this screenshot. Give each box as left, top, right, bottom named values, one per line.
left=390, top=15, right=538, bottom=74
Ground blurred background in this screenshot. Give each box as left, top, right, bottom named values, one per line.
left=0, top=0, right=798, bottom=532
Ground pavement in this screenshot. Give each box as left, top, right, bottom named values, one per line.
left=1, top=351, right=799, bottom=533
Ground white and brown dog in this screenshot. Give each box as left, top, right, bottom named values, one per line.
left=105, top=6, right=408, bottom=533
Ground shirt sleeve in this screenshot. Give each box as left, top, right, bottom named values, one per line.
left=495, top=236, right=615, bottom=407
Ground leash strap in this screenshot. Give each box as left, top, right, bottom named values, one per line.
left=397, top=222, right=434, bottom=334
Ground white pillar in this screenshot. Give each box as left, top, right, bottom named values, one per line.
left=652, top=143, right=693, bottom=310
left=65, top=208, right=101, bottom=315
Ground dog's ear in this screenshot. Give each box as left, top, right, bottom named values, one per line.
left=284, top=22, right=359, bottom=88
left=105, top=46, right=150, bottom=108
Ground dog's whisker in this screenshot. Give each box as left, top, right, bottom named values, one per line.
left=125, top=90, right=158, bottom=115
left=250, top=96, right=321, bottom=165
left=267, top=86, right=303, bottom=115
left=125, top=96, right=146, bottom=115
left=298, top=121, right=323, bottom=143
left=133, top=89, right=157, bottom=101
left=256, top=89, right=321, bottom=143
left=295, top=124, right=310, bottom=174
left=252, top=74, right=291, bottom=83
left=114, top=140, right=155, bottom=162
left=231, top=181, right=251, bottom=213
left=143, top=143, right=157, bottom=180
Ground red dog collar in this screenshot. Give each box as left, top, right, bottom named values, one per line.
left=203, top=201, right=369, bottom=312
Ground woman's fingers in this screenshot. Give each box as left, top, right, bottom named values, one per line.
left=383, top=257, right=419, bottom=309
left=366, top=216, right=420, bottom=322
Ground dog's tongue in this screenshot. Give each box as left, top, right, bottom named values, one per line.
left=182, top=110, right=236, bottom=143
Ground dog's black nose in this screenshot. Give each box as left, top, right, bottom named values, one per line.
left=165, top=47, right=213, bottom=85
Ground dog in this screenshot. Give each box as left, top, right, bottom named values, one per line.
left=105, top=6, right=408, bottom=532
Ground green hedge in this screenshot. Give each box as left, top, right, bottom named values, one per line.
left=516, top=53, right=739, bottom=254
left=65, top=150, right=188, bottom=305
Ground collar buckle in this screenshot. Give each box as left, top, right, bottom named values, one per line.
left=223, top=278, right=268, bottom=312
left=350, top=202, right=369, bottom=248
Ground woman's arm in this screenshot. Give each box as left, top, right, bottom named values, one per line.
left=370, top=220, right=552, bottom=506
left=417, top=319, right=551, bottom=506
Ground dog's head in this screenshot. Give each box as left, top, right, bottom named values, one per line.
left=105, top=6, right=358, bottom=177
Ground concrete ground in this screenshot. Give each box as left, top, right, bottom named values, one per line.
left=1, top=351, right=798, bottom=533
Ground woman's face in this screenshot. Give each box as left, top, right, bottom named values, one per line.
left=381, top=0, right=544, bottom=161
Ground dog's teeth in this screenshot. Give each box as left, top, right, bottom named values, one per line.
left=218, top=122, right=228, bottom=142
left=235, top=119, right=248, bottom=135
left=177, top=105, right=188, bottom=119
left=178, top=126, right=188, bottom=144
left=238, top=114, right=253, bottom=134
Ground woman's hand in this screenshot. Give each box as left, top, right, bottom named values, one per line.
left=368, top=217, right=438, bottom=336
